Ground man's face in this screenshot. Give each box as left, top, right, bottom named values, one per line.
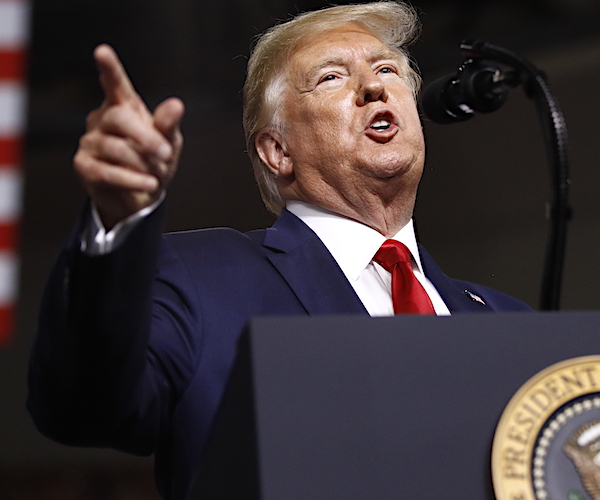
left=278, top=23, right=425, bottom=209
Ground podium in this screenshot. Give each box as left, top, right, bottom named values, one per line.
left=188, top=311, right=600, bottom=499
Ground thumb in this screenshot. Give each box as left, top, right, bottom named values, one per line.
left=154, top=97, right=185, bottom=143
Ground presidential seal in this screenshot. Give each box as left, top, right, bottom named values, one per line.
left=492, top=356, right=600, bottom=500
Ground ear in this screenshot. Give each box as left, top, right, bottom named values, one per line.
left=255, top=129, right=294, bottom=178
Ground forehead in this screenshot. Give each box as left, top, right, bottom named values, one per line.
left=290, top=23, right=400, bottom=68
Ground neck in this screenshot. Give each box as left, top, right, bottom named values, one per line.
left=282, top=179, right=417, bottom=238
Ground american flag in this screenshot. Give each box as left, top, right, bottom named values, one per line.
left=0, top=0, right=29, bottom=344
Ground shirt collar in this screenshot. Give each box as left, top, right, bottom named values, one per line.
left=286, top=201, right=424, bottom=282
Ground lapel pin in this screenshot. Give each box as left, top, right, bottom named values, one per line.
left=464, top=290, right=486, bottom=305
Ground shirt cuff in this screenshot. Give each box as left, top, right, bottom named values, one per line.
left=80, top=193, right=165, bottom=256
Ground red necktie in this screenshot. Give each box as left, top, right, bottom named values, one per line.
left=373, top=239, right=435, bottom=315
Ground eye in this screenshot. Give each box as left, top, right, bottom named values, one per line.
left=319, top=74, right=338, bottom=83
left=378, top=66, right=398, bottom=75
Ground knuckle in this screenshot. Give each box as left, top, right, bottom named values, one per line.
left=99, top=106, right=121, bottom=127
left=73, top=154, right=97, bottom=181
left=97, top=105, right=129, bottom=132
left=85, top=109, right=101, bottom=129
left=72, top=151, right=85, bottom=172
left=79, top=132, right=96, bottom=150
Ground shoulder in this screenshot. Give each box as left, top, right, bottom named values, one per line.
left=163, top=227, right=267, bottom=257
left=157, top=227, right=273, bottom=282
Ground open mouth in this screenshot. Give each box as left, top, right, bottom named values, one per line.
left=370, top=119, right=392, bottom=131
left=365, top=110, right=398, bottom=142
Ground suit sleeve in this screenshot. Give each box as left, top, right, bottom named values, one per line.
left=26, top=202, right=199, bottom=456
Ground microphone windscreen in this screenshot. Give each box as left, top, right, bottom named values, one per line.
left=420, top=74, right=470, bottom=124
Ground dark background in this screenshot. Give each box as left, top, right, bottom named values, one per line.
left=2, top=0, right=599, bottom=497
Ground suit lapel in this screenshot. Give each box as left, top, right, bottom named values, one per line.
left=261, top=210, right=368, bottom=316
left=419, top=245, right=494, bottom=313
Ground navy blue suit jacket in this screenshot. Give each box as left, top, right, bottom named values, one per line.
left=28, top=205, right=530, bottom=499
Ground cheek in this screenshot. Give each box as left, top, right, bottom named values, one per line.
left=314, top=100, right=357, bottom=145
left=401, top=94, right=422, bottom=127
left=407, top=104, right=423, bottom=132
left=296, top=107, right=347, bottom=150
left=282, top=93, right=358, bottom=163
left=394, top=96, right=424, bottom=146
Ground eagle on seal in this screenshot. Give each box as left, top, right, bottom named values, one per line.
left=564, top=419, right=600, bottom=500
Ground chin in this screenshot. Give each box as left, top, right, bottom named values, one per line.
left=362, top=152, right=423, bottom=180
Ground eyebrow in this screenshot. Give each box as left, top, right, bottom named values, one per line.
left=304, top=57, right=346, bottom=84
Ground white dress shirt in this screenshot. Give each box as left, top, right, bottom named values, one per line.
left=287, top=201, right=450, bottom=317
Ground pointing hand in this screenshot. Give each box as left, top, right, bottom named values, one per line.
left=73, top=44, right=185, bottom=229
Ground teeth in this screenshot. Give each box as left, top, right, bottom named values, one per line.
left=370, top=119, right=391, bottom=130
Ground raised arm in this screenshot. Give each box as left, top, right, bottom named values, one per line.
left=28, top=47, right=189, bottom=457
left=74, top=44, right=184, bottom=229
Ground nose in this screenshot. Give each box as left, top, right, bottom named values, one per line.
left=357, top=69, right=388, bottom=105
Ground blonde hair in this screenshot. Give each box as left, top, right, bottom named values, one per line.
left=243, top=1, right=422, bottom=214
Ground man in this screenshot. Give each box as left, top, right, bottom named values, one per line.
left=27, top=2, right=530, bottom=499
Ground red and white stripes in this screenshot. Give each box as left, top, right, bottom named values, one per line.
left=0, top=0, right=29, bottom=343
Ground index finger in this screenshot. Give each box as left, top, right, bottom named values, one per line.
left=94, top=44, right=139, bottom=105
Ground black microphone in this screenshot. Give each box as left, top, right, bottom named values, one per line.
left=421, top=59, right=516, bottom=124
